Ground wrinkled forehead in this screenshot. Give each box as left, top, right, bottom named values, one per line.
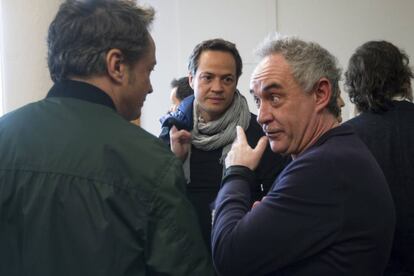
left=250, top=57, right=270, bottom=88
left=250, top=54, right=289, bottom=92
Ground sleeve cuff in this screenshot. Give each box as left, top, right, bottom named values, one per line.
left=221, top=165, right=255, bottom=188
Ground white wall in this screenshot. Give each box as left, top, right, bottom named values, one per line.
left=276, top=0, right=414, bottom=120
left=141, top=0, right=414, bottom=135
left=1, top=0, right=62, bottom=113
left=139, top=0, right=277, bottom=135
left=1, top=0, right=414, bottom=136
left=0, top=0, right=4, bottom=115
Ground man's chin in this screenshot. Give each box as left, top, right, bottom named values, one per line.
left=269, top=142, right=287, bottom=155
left=128, top=109, right=141, bottom=122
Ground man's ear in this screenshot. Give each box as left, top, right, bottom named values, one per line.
left=188, top=73, right=194, bottom=89
left=106, top=49, right=126, bottom=84
left=314, top=77, right=332, bottom=112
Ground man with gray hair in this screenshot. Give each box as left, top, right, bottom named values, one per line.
left=0, top=0, right=213, bottom=275
left=211, top=35, right=395, bottom=275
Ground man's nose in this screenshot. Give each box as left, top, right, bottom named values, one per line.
left=257, top=101, right=272, bottom=125
left=211, top=78, right=224, bottom=92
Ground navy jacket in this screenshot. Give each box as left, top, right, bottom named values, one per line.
left=212, top=125, right=395, bottom=275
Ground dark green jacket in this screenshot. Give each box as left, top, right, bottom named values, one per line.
left=0, top=80, right=214, bottom=276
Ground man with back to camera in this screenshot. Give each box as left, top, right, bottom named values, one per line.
left=159, top=38, right=289, bottom=249
left=211, top=35, right=396, bottom=275
left=0, top=0, right=214, bottom=275
left=344, top=40, right=414, bottom=275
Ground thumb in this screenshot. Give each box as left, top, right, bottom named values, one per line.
left=254, top=135, right=268, bottom=157
left=252, top=201, right=261, bottom=209
left=236, top=125, right=247, bottom=143
left=170, top=125, right=178, bottom=136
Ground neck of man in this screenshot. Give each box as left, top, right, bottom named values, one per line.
left=197, top=105, right=222, bottom=123
left=69, top=75, right=120, bottom=112
left=291, top=111, right=339, bottom=160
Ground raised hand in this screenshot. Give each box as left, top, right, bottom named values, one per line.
left=170, top=125, right=192, bottom=162
left=225, top=126, right=268, bottom=170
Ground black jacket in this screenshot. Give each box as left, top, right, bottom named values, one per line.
left=344, top=100, right=414, bottom=275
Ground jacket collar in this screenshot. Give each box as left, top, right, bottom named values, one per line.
left=46, top=79, right=116, bottom=111
left=159, top=95, right=194, bottom=143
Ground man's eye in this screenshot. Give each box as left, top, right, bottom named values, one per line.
left=223, top=77, right=234, bottom=84
left=254, top=96, right=261, bottom=108
left=271, top=95, right=280, bottom=104
left=201, top=75, right=212, bottom=81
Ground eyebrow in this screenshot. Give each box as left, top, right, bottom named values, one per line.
left=263, top=83, right=283, bottom=91
left=201, top=72, right=235, bottom=77
left=250, top=83, right=283, bottom=95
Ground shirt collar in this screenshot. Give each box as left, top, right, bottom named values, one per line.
left=306, top=124, right=354, bottom=153
left=392, top=95, right=412, bottom=102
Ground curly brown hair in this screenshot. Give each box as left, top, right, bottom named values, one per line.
left=345, top=40, right=413, bottom=113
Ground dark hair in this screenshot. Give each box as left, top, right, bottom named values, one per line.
left=170, top=77, right=193, bottom=101
left=47, top=0, right=155, bottom=83
left=256, top=35, right=342, bottom=117
left=345, top=40, right=413, bottom=113
left=188, top=38, right=243, bottom=81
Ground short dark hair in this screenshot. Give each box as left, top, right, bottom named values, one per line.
left=47, top=0, right=155, bottom=83
left=170, top=77, right=193, bottom=101
left=345, top=40, right=413, bottom=113
left=188, top=38, right=243, bottom=81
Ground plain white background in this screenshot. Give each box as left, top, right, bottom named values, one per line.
left=2, top=0, right=414, bottom=136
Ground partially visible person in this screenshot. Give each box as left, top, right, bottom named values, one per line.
left=211, top=35, right=395, bottom=275
left=169, top=76, right=194, bottom=112
left=344, top=40, right=414, bottom=276
left=159, top=38, right=289, bottom=249
left=0, top=1, right=213, bottom=275
left=336, top=94, right=345, bottom=123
